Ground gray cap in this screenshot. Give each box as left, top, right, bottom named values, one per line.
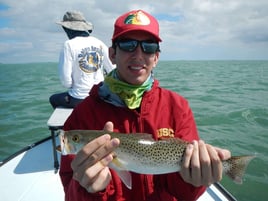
left=56, top=11, right=93, bottom=31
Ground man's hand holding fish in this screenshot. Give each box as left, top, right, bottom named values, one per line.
left=70, top=122, right=120, bottom=193
left=180, top=140, right=231, bottom=187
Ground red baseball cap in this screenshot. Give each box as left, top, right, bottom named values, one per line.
left=112, top=10, right=162, bottom=42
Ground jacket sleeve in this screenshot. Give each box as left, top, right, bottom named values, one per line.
left=60, top=155, right=113, bottom=201
left=166, top=92, right=206, bottom=200
left=173, top=93, right=200, bottom=142
left=159, top=173, right=206, bottom=201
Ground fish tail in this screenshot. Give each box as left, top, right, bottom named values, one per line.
left=223, top=155, right=255, bottom=184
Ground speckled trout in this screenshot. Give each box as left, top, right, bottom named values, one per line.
left=61, top=130, right=255, bottom=189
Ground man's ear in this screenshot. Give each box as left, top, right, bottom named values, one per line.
left=153, top=51, right=159, bottom=68
left=109, top=47, right=116, bottom=64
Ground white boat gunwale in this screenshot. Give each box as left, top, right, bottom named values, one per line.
left=0, top=136, right=52, bottom=167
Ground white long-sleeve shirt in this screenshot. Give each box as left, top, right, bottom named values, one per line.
left=59, top=36, right=115, bottom=99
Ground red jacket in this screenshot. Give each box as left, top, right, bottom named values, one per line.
left=60, top=80, right=206, bottom=201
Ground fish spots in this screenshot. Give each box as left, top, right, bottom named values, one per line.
left=63, top=130, right=256, bottom=180
left=223, top=155, right=255, bottom=184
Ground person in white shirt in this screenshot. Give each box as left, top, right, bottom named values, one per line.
left=49, top=11, right=115, bottom=108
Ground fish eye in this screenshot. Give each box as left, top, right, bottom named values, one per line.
left=72, top=135, right=80, bottom=143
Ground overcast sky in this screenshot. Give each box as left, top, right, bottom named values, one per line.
left=0, top=0, right=268, bottom=63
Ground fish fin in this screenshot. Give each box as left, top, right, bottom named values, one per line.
left=115, top=169, right=132, bottom=189
left=108, top=157, right=132, bottom=189
left=223, top=155, right=255, bottom=184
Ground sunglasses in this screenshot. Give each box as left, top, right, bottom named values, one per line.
left=115, top=39, right=160, bottom=54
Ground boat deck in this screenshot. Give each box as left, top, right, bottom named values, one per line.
left=0, top=137, right=64, bottom=201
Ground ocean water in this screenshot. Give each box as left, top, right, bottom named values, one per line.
left=0, top=61, right=267, bottom=201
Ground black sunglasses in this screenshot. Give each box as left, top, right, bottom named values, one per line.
left=115, top=39, right=160, bottom=54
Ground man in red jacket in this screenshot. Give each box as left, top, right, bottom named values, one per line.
left=60, top=10, right=231, bottom=201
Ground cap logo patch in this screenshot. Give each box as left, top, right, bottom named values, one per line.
left=124, top=10, right=150, bottom=25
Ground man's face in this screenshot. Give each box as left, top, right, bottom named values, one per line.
left=109, top=32, right=159, bottom=85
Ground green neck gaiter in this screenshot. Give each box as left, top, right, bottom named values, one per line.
left=104, top=70, right=153, bottom=109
